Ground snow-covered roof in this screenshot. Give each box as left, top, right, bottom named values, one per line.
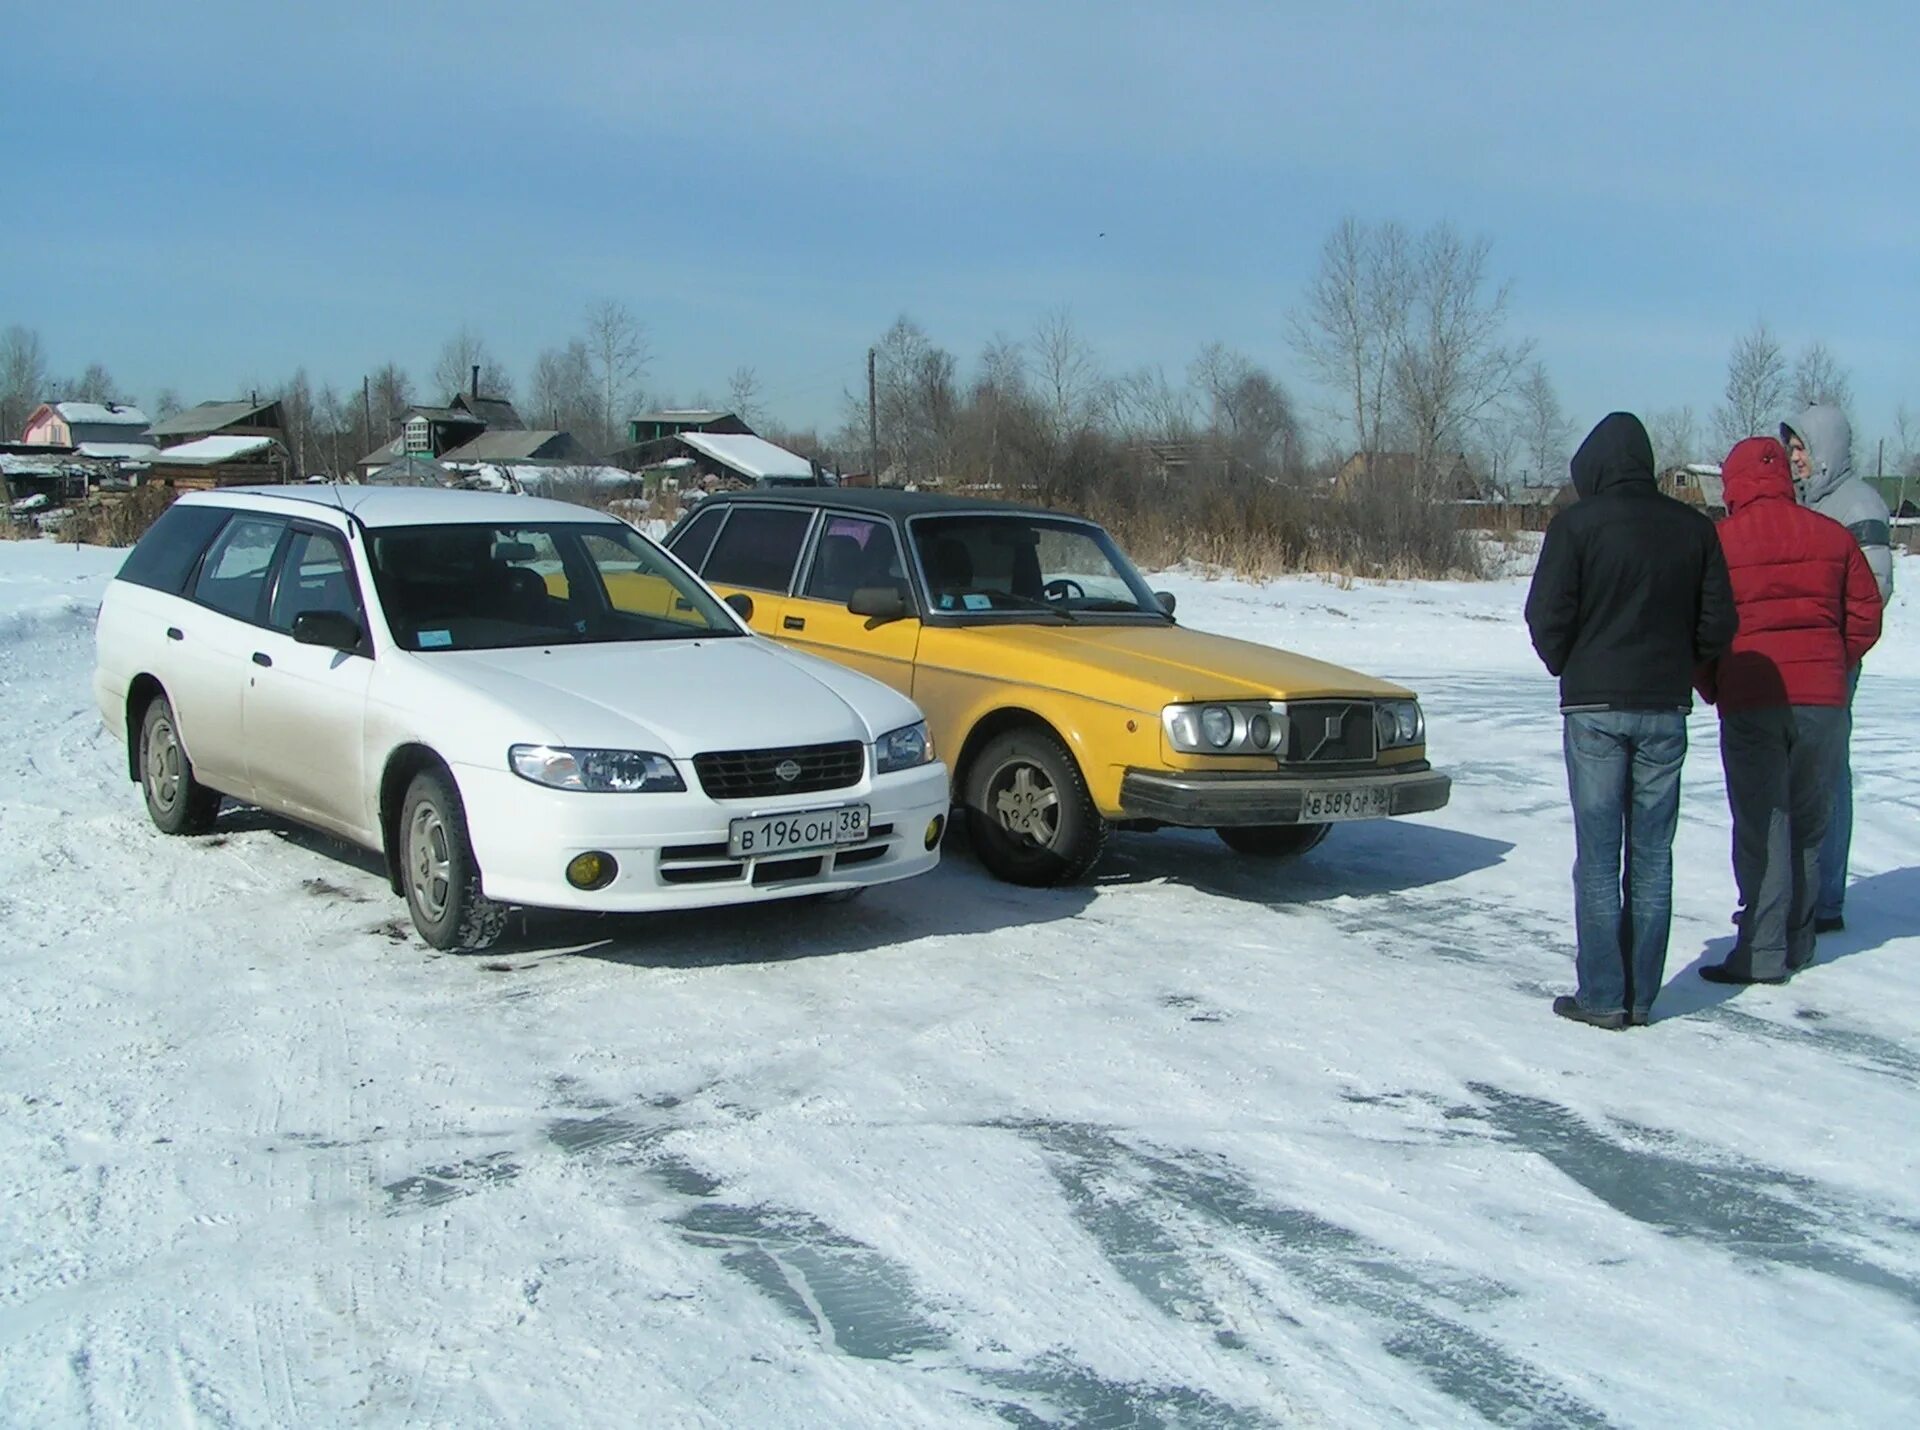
left=152, top=435, right=278, bottom=463
left=678, top=431, right=813, bottom=481
left=53, top=402, right=149, bottom=428
left=75, top=442, right=160, bottom=462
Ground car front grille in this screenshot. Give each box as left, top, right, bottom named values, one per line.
left=691, top=740, right=866, bottom=800
left=1281, top=701, right=1378, bottom=766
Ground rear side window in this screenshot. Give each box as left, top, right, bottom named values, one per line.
left=192, top=515, right=288, bottom=623
left=115, top=501, right=231, bottom=596
left=667, top=505, right=726, bottom=572
left=700, top=507, right=814, bottom=592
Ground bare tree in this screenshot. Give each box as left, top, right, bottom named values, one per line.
left=432, top=328, right=514, bottom=403
left=1714, top=320, right=1789, bottom=446
left=1646, top=405, right=1702, bottom=474
left=367, top=363, right=415, bottom=444
left=1790, top=340, right=1853, bottom=418
left=583, top=300, right=650, bottom=452
left=969, top=335, right=1031, bottom=485
left=1288, top=216, right=1412, bottom=461
left=726, top=365, right=762, bottom=425
left=67, top=363, right=121, bottom=404
left=1511, top=363, right=1573, bottom=486
left=1105, top=365, right=1195, bottom=445
left=151, top=388, right=184, bottom=421
left=529, top=340, right=597, bottom=435
left=1028, top=309, right=1104, bottom=497
left=0, top=325, right=48, bottom=437
left=1190, top=342, right=1300, bottom=472
left=1391, top=224, right=1532, bottom=484
left=275, top=368, right=316, bottom=476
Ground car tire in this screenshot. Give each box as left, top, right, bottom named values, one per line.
left=138, top=694, right=221, bottom=835
left=400, top=769, right=507, bottom=952
left=964, top=727, right=1108, bottom=886
left=1215, top=823, right=1330, bottom=858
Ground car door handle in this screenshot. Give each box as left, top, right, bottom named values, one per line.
left=782, top=615, right=806, bottom=631
left=166, top=627, right=184, bottom=641
left=252, top=652, right=272, bottom=668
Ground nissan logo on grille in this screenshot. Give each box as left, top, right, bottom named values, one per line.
left=774, top=759, right=803, bottom=783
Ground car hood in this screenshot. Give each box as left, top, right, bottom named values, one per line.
left=427, top=636, right=912, bottom=754
left=933, top=622, right=1415, bottom=706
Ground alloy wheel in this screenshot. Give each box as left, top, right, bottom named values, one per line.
left=989, top=759, right=1061, bottom=847
left=407, top=801, right=453, bottom=921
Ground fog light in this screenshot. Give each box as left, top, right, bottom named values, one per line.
left=566, top=851, right=617, bottom=890
left=924, top=815, right=945, bottom=850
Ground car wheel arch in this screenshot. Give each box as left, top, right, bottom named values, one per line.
left=124, top=674, right=168, bottom=782
left=953, top=706, right=1075, bottom=796
left=379, top=744, right=458, bottom=895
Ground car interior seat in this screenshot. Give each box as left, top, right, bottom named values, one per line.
left=811, top=533, right=868, bottom=601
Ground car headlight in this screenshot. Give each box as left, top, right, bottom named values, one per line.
left=1374, top=700, right=1424, bottom=750
left=1163, top=702, right=1288, bottom=755
left=509, top=744, right=686, bottom=792
left=874, top=720, right=934, bottom=774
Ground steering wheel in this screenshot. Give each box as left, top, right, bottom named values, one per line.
left=1043, top=577, right=1086, bottom=604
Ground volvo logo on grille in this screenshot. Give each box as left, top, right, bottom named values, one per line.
left=1304, top=708, right=1350, bottom=762
left=774, top=759, right=803, bottom=783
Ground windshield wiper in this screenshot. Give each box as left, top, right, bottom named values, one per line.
left=993, top=592, right=1078, bottom=622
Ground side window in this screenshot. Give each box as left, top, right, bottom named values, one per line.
left=700, top=507, right=814, bottom=592
left=116, top=501, right=231, bottom=596
left=268, top=529, right=361, bottom=632
left=192, top=516, right=287, bottom=623
left=667, top=505, right=726, bottom=572
left=801, top=516, right=905, bottom=604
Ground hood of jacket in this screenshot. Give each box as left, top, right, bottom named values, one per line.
left=1780, top=402, right=1854, bottom=505
left=1569, top=411, right=1656, bottom=498
left=1722, top=435, right=1796, bottom=513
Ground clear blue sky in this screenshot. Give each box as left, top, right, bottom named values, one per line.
left=5, top=0, right=1914, bottom=461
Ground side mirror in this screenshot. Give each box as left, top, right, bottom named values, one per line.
left=723, top=591, right=755, bottom=622
left=1154, top=590, right=1178, bottom=616
left=848, top=585, right=909, bottom=621
left=292, top=609, right=362, bottom=651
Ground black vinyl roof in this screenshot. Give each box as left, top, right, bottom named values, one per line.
left=694, top=487, right=1053, bottom=520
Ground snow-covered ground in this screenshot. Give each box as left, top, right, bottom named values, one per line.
left=2, top=535, right=1916, bottom=1428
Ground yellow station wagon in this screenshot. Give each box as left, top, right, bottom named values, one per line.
left=663, top=489, right=1450, bottom=885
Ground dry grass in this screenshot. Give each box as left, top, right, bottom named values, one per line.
left=1074, top=473, right=1483, bottom=583
left=56, top=482, right=178, bottom=547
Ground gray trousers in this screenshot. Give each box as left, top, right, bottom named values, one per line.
left=1719, top=705, right=1849, bottom=978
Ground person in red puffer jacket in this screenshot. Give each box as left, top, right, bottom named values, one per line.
left=1695, top=436, right=1882, bottom=985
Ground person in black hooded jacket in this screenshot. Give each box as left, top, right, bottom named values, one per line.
left=1525, top=412, right=1737, bottom=1029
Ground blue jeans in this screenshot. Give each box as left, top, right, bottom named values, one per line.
left=1815, top=666, right=1860, bottom=921
left=1563, top=711, right=1688, bottom=1016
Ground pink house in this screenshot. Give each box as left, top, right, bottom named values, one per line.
left=21, top=400, right=151, bottom=447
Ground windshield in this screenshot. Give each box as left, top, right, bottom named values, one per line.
left=910, top=514, right=1165, bottom=620
left=366, top=521, right=742, bottom=651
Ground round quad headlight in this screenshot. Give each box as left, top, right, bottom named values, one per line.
left=1200, top=705, right=1235, bottom=749
left=1248, top=712, right=1273, bottom=750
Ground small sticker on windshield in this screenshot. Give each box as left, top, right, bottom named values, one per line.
left=962, top=593, right=992, bottom=611
left=418, top=629, right=453, bottom=648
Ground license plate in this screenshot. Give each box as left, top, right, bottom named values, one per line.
left=1300, top=785, right=1392, bottom=821
left=728, top=804, right=870, bottom=857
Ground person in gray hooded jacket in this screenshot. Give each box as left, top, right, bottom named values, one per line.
left=1780, top=402, right=1893, bottom=931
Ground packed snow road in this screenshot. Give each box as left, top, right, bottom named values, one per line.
left=2, top=538, right=1917, bottom=1427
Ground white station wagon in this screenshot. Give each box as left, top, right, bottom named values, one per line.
left=92, top=486, right=949, bottom=949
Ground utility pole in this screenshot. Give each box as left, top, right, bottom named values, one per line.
left=867, top=347, right=878, bottom=482
left=361, top=375, right=372, bottom=460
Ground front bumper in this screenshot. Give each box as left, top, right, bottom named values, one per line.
left=1118, top=762, right=1451, bottom=827
left=453, top=759, right=950, bottom=912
